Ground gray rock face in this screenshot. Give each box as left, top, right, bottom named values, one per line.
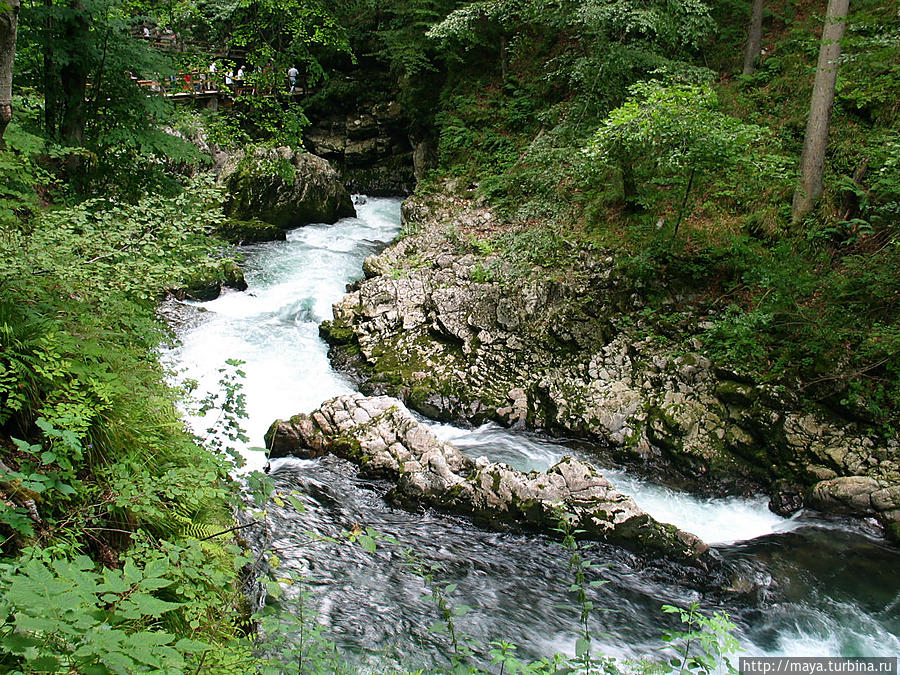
left=267, top=394, right=709, bottom=563
left=304, top=101, right=415, bottom=195
left=808, top=477, right=900, bottom=537
left=219, top=146, right=355, bottom=229
left=320, top=192, right=900, bottom=542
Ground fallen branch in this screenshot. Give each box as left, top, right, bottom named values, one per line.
left=199, top=520, right=261, bottom=541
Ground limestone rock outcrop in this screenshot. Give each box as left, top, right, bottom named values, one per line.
left=303, top=100, right=415, bottom=195
left=267, top=394, right=710, bottom=563
left=219, top=146, right=355, bottom=229
left=319, top=192, right=900, bottom=541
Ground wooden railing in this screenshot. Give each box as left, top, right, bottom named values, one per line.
left=134, top=72, right=307, bottom=101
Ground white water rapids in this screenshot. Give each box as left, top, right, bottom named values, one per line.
left=163, top=197, right=900, bottom=666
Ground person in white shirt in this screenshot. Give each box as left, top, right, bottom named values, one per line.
left=287, top=66, right=299, bottom=93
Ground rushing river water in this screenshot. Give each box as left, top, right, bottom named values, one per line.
left=165, top=197, right=900, bottom=669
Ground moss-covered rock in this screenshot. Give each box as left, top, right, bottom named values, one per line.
left=319, top=191, right=900, bottom=538
left=219, top=147, right=355, bottom=229
left=216, top=218, right=287, bottom=245
left=170, top=259, right=247, bottom=302
left=267, top=394, right=711, bottom=565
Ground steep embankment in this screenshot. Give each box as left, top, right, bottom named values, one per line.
left=320, top=192, right=900, bottom=541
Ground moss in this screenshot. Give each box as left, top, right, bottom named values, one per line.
left=609, top=515, right=687, bottom=559
left=715, top=380, right=759, bottom=407
left=319, top=319, right=357, bottom=346
left=333, top=435, right=364, bottom=462
left=491, top=471, right=502, bottom=493
left=215, top=218, right=286, bottom=245
left=172, top=259, right=247, bottom=301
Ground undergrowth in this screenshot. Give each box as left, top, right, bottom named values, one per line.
left=0, top=155, right=265, bottom=671
left=407, top=0, right=900, bottom=434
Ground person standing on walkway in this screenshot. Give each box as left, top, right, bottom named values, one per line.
left=207, top=60, right=217, bottom=91
left=287, top=66, right=299, bottom=93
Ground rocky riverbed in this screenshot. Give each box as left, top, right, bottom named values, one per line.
left=266, top=393, right=710, bottom=564
left=318, top=191, right=900, bottom=541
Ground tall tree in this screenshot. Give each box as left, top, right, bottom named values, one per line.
left=588, top=81, right=762, bottom=230
left=791, top=0, right=850, bottom=224
left=0, top=0, right=20, bottom=147
left=742, top=0, right=763, bottom=75
left=57, top=0, right=89, bottom=148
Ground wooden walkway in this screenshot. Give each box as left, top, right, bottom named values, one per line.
left=136, top=74, right=307, bottom=108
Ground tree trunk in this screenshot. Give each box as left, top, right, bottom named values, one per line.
left=42, top=0, right=58, bottom=138
left=499, top=33, right=509, bottom=81
left=0, top=0, right=21, bottom=148
left=742, top=0, right=764, bottom=76
left=59, top=0, right=89, bottom=149
left=791, top=0, right=850, bottom=224
left=673, top=168, right=696, bottom=240
left=622, top=161, right=638, bottom=211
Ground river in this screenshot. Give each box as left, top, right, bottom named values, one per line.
left=163, top=197, right=900, bottom=670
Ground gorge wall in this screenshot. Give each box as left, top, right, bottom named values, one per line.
left=320, top=192, right=900, bottom=541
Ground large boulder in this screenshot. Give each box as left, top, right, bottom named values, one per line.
left=808, top=476, right=900, bottom=539
left=219, top=147, right=355, bottom=229
left=266, top=394, right=709, bottom=564
left=169, top=259, right=247, bottom=301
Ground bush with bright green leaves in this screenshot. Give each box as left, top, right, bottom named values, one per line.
left=0, top=167, right=262, bottom=672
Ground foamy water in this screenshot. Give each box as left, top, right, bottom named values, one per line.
left=163, top=197, right=900, bottom=662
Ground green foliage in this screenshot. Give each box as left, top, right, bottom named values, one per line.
left=235, top=98, right=311, bottom=148
left=195, top=359, right=250, bottom=468
left=1, top=175, right=226, bottom=303
left=435, top=81, right=536, bottom=175
left=235, top=149, right=297, bottom=183
left=579, top=0, right=715, bottom=54
left=0, top=158, right=256, bottom=670
left=555, top=517, right=613, bottom=675
left=225, top=0, right=350, bottom=82
left=701, top=236, right=900, bottom=429
left=836, top=9, right=900, bottom=127
left=661, top=602, right=740, bottom=675
left=588, top=80, right=765, bottom=228
left=14, top=0, right=202, bottom=195
left=590, top=81, right=761, bottom=175
left=0, top=553, right=207, bottom=674
left=0, top=120, right=58, bottom=233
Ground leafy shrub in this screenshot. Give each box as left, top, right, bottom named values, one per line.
left=0, top=553, right=208, bottom=674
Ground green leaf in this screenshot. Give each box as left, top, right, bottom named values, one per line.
left=286, top=494, right=306, bottom=513
left=120, top=592, right=181, bottom=618
left=575, top=636, right=591, bottom=657
left=137, top=577, right=174, bottom=591
left=29, top=655, right=61, bottom=671
left=357, top=534, right=377, bottom=553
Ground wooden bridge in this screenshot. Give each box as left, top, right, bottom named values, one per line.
left=135, top=72, right=308, bottom=109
